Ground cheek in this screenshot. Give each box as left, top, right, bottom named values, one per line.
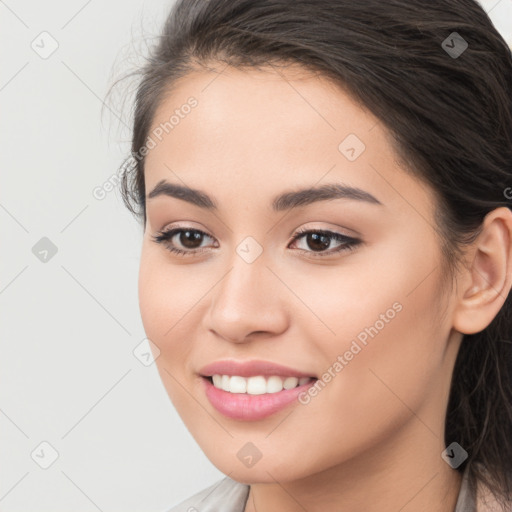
left=276, top=279, right=447, bottom=477
left=138, top=244, right=196, bottom=370
left=138, top=250, right=168, bottom=343
left=303, top=252, right=448, bottom=435
left=138, top=241, right=200, bottom=339
left=138, top=247, right=201, bottom=412
left=299, top=233, right=445, bottom=389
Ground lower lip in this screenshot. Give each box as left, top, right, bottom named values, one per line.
left=201, top=376, right=316, bottom=421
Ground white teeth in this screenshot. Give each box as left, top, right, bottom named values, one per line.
left=247, top=376, right=267, bottom=395
left=229, top=375, right=247, bottom=393
left=266, top=376, right=283, bottom=394
left=221, top=375, right=230, bottom=392
left=283, top=377, right=299, bottom=389
left=210, top=374, right=313, bottom=394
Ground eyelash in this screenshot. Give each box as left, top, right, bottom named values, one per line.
left=151, top=226, right=361, bottom=259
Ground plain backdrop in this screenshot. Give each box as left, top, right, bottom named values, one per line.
left=1, top=1, right=511, bottom=511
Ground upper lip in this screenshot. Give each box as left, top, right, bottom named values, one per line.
left=198, top=359, right=317, bottom=378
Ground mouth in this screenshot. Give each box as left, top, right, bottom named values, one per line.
left=197, top=360, right=318, bottom=420
left=202, top=374, right=317, bottom=394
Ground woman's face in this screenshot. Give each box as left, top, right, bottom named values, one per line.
left=139, top=64, right=462, bottom=483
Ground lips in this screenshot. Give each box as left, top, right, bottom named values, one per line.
left=197, top=359, right=318, bottom=420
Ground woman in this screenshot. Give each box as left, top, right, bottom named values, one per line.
left=114, top=0, right=512, bottom=510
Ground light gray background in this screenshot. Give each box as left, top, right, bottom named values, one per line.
left=1, top=1, right=511, bottom=511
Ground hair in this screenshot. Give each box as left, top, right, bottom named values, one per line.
left=111, top=0, right=512, bottom=506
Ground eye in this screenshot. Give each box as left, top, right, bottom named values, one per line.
left=151, top=227, right=216, bottom=257
left=151, top=226, right=361, bottom=258
left=288, top=228, right=361, bottom=258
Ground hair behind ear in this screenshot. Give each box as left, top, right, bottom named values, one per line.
left=445, top=295, right=512, bottom=505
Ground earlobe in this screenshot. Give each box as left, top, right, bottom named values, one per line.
left=453, top=207, right=512, bottom=335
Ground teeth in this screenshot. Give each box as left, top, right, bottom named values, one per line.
left=230, top=375, right=247, bottom=393
left=267, top=376, right=284, bottom=393
left=210, top=375, right=313, bottom=394
left=221, top=375, right=230, bottom=392
left=283, top=376, right=298, bottom=389
left=212, top=374, right=222, bottom=388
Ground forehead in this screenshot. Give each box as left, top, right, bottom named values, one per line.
left=143, top=64, right=435, bottom=220
left=146, top=64, right=383, bottom=166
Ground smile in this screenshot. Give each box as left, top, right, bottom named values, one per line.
left=209, top=374, right=314, bottom=394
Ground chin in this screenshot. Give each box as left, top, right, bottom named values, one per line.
left=209, top=451, right=313, bottom=484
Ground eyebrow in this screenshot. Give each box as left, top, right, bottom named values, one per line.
left=147, top=179, right=383, bottom=211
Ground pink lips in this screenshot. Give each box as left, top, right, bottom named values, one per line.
left=198, top=359, right=317, bottom=421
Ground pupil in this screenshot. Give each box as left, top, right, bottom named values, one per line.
left=308, top=233, right=330, bottom=251
left=181, top=230, right=202, bottom=248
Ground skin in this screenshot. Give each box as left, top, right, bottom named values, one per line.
left=138, top=63, right=512, bottom=512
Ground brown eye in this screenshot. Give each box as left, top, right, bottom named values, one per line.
left=289, top=229, right=361, bottom=258
left=177, top=230, right=204, bottom=249
left=152, top=228, right=215, bottom=256
left=303, top=232, right=331, bottom=252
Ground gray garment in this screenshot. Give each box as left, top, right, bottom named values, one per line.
left=166, top=465, right=477, bottom=512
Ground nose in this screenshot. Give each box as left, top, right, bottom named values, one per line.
left=202, top=251, right=289, bottom=344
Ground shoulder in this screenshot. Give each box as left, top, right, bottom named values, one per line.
left=165, top=476, right=250, bottom=512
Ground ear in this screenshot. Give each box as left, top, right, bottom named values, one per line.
left=453, top=207, right=512, bottom=335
